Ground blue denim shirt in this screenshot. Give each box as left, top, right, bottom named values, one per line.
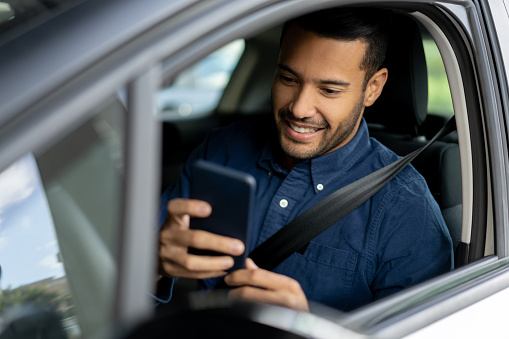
left=159, top=118, right=453, bottom=311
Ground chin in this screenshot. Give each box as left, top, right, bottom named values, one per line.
left=280, top=140, right=319, bottom=160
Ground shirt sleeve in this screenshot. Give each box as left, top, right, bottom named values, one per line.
left=154, top=125, right=235, bottom=304
left=370, top=177, right=454, bottom=300
left=153, top=139, right=207, bottom=304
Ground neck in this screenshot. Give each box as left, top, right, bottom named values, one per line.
left=282, top=154, right=299, bottom=171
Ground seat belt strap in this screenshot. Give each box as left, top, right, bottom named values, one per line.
left=248, top=117, right=457, bottom=271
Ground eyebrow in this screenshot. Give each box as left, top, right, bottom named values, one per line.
left=277, top=63, right=351, bottom=87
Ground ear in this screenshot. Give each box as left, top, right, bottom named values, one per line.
left=363, top=68, right=388, bottom=107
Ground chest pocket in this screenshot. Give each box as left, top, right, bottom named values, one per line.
left=274, top=241, right=358, bottom=310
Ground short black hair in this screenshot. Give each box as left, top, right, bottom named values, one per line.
left=281, top=7, right=393, bottom=87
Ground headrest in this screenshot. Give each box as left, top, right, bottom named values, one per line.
left=364, top=14, right=428, bottom=136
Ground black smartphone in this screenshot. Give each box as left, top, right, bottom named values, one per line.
left=189, top=160, right=256, bottom=272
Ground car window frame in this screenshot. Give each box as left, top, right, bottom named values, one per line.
left=126, top=0, right=502, bottom=335
left=152, top=1, right=507, bottom=336
left=479, top=0, right=509, bottom=259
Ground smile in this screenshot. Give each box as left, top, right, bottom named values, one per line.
left=289, top=122, right=319, bottom=134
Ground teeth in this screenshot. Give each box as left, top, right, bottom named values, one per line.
left=289, top=122, right=317, bottom=133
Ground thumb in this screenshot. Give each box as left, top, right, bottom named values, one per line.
left=246, top=258, right=259, bottom=270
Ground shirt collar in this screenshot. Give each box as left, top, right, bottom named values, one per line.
left=258, top=119, right=372, bottom=191
left=258, top=125, right=289, bottom=176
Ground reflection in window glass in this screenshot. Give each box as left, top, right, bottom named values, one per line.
left=0, top=0, right=84, bottom=40
left=0, top=3, right=14, bottom=25
left=0, top=95, right=126, bottom=339
left=157, top=39, right=245, bottom=121
left=0, top=155, right=64, bottom=288
left=423, top=39, right=454, bottom=116
left=0, top=155, right=79, bottom=338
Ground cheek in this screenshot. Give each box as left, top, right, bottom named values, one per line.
left=320, top=104, right=352, bottom=128
left=272, top=82, right=294, bottom=108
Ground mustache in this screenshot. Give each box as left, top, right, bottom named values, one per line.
left=277, top=108, right=329, bottom=129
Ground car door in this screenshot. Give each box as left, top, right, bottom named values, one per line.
left=398, top=1, right=509, bottom=336
left=2, top=0, right=509, bottom=338
left=148, top=0, right=509, bottom=337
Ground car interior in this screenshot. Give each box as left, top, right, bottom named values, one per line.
left=362, top=14, right=463, bottom=260
left=153, top=12, right=475, bottom=325
left=160, top=10, right=463, bottom=278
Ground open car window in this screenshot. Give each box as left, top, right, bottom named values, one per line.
left=148, top=2, right=492, bottom=335
left=156, top=8, right=466, bottom=314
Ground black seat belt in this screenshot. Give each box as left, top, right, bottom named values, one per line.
left=248, top=117, right=457, bottom=271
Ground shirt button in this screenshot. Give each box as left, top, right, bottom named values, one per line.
left=317, top=184, right=324, bottom=191
left=279, top=199, right=288, bottom=208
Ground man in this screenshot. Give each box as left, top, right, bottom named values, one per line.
left=157, top=8, right=453, bottom=312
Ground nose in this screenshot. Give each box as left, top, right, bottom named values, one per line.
left=288, top=86, right=317, bottom=119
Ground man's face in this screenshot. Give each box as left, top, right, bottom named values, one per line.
left=272, top=24, right=378, bottom=162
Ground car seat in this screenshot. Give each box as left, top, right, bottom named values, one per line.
left=364, top=14, right=463, bottom=264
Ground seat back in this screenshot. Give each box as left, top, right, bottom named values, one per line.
left=364, top=14, right=462, bottom=255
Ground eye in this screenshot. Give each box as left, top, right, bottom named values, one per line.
left=280, top=74, right=297, bottom=84
left=321, top=88, right=340, bottom=96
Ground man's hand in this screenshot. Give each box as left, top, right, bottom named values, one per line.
left=225, top=258, right=309, bottom=312
left=159, top=198, right=245, bottom=280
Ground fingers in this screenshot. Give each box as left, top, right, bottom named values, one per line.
left=159, top=257, right=229, bottom=280
left=159, top=242, right=234, bottom=279
left=162, top=198, right=244, bottom=255
left=158, top=198, right=245, bottom=279
left=163, top=198, right=212, bottom=230
left=163, top=245, right=234, bottom=271
left=168, top=198, right=212, bottom=218
left=228, top=286, right=308, bottom=312
left=225, top=259, right=309, bottom=312
left=226, top=266, right=302, bottom=293
left=245, top=257, right=258, bottom=269
left=160, top=225, right=244, bottom=256
left=159, top=230, right=242, bottom=278
left=178, top=229, right=245, bottom=255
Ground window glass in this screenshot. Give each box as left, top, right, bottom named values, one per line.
left=157, top=39, right=245, bottom=121
left=423, top=38, right=454, bottom=116
left=0, top=94, right=126, bottom=339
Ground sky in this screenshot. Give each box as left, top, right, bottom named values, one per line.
left=0, top=154, right=65, bottom=289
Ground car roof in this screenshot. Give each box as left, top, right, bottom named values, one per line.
left=0, top=0, right=201, bottom=126
left=0, top=0, right=473, bottom=128
left=0, top=0, right=84, bottom=41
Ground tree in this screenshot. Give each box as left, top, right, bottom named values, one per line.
left=0, top=286, right=61, bottom=312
